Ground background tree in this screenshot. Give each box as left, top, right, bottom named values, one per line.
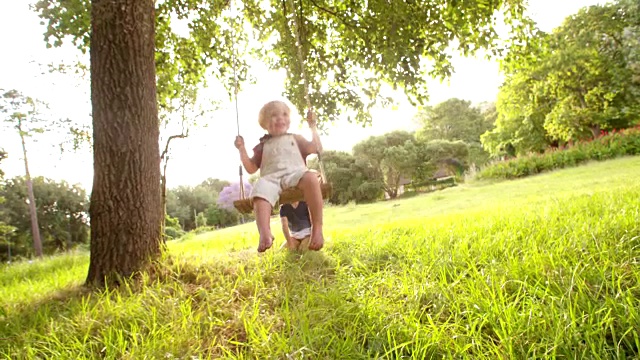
left=481, top=71, right=556, bottom=156
left=540, top=3, right=640, bottom=139
left=200, top=178, right=232, bottom=194
left=412, top=139, right=469, bottom=186
left=621, top=0, right=640, bottom=83
left=0, top=150, right=17, bottom=262
left=415, top=98, right=494, bottom=165
left=164, top=178, right=235, bottom=231
left=308, top=150, right=383, bottom=204
left=310, top=151, right=356, bottom=205
left=0, top=89, right=49, bottom=258
left=472, top=102, right=498, bottom=165
left=0, top=176, right=89, bottom=261
left=484, top=1, right=640, bottom=156
left=353, top=131, right=417, bottom=199
left=166, top=184, right=216, bottom=231
left=205, top=206, right=240, bottom=229
left=165, top=190, right=191, bottom=231
left=415, top=98, right=491, bottom=143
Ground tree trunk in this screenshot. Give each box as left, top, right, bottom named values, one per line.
left=86, top=0, right=162, bottom=286
left=386, top=170, right=399, bottom=199
left=18, top=121, right=43, bottom=258
left=590, top=124, right=601, bottom=139
left=161, top=157, right=169, bottom=244
left=67, top=215, right=72, bottom=251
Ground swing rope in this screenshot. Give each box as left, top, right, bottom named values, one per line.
left=287, top=0, right=327, bottom=184
left=289, top=0, right=312, bottom=112
left=230, top=1, right=245, bottom=200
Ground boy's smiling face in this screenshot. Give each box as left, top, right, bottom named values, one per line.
left=266, top=103, right=291, bottom=136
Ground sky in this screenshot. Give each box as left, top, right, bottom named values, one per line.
left=0, top=0, right=607, bottom=193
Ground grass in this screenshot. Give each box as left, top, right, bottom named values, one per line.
left=1, top=156, right=640, bottom=359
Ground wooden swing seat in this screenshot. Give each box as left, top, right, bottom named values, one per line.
left=233, top=182, right=333, bottom=214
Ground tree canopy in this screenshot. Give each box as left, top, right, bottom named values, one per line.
left=34, top=0, right=529, bottom=125
left=352, top=130, right=417, bottom=199
left=483, top=0, right=640, bottom=156
left=414, top=98, right=494, bottom=165
left=415, top=98, right=492, bottom=144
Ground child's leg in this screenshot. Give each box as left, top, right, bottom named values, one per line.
left=285, top=237, right=302, bottom=251
left=253, top=197, right=274, bottom=252
left=297, top=172, right=324, bottom=250
left=298, top=235, right=311, bottom=251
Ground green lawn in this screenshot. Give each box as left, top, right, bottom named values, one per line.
left=2, top=156, right=639, bottom=359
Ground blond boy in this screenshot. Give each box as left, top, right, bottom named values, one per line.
left=234, top=100, right=324, bottom=252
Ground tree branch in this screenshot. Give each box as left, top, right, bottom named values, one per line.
left=306, top=0, right=360, bottom=33
left=160, top=132, right=189, bottom=161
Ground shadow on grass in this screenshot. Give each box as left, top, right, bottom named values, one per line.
left=2, top=245, right=448, bottom=359
left=0, top=284, right=95, bottom=354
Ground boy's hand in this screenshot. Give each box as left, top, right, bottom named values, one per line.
left=234, top=135, right=245, bottom=150
left=306, top=109, right=317, bottom=129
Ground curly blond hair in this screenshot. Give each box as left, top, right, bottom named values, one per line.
left=258, top=100, right=290, bottom=130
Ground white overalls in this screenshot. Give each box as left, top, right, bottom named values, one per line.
left=251, top=134, right=309, bottom=207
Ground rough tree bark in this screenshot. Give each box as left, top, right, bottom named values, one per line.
left=86, top=0, right=162, bottom=286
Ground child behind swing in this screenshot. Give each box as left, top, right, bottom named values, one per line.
left=280, top=200, right=312, bottom=251
left=234, top=100, right=325, bottom=253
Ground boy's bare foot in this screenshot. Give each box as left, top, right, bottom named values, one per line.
left=258, top=234, right=274, bottom=252
left=308, top=230, right=324, bottom=251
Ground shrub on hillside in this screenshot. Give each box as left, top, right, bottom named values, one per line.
left=477, top=125, right=640, bottom=180
left=164, top=214, right=185, bottom=240
left=164, top=226, right=185, bottom=240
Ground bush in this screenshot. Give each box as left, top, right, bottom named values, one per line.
left=164, top=214, right=185, bottom=240
left=354, top=181, right=384, bottom=204
left=164, top=226, right=185, bottom=240
left=205, top=206, right=241, bottom=228
left=477, top=125, right=640, bottom=180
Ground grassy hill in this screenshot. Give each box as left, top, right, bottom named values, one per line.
left=2, top=156, right=639, bottom=359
